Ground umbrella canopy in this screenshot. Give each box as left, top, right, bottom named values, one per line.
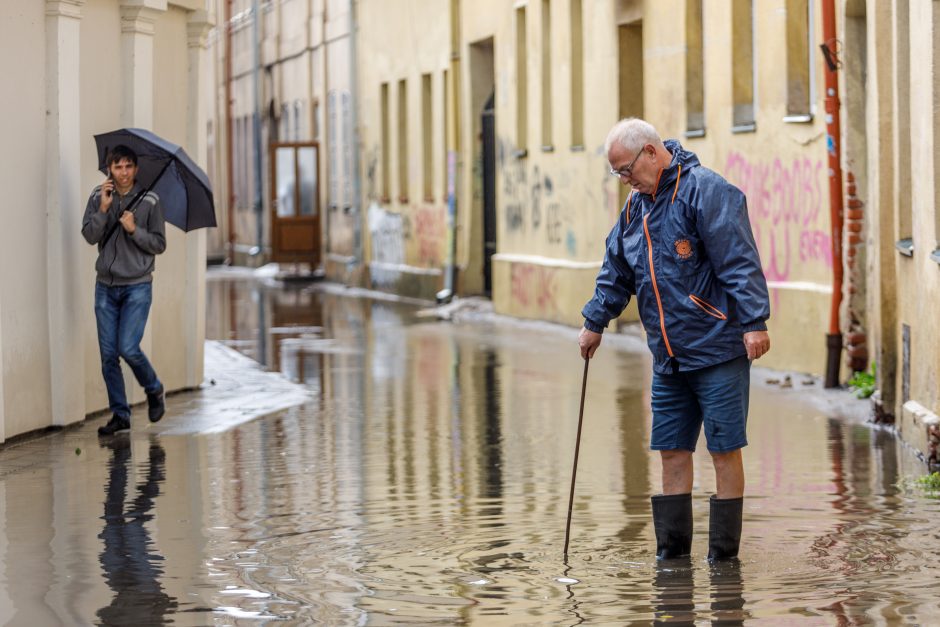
left=94, top=128, right=216, bottom=231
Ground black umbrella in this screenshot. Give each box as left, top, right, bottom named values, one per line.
left=94, top=128, right=216, bottom=231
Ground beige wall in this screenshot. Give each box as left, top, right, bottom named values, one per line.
left=0, top=0, right=211, bottom=443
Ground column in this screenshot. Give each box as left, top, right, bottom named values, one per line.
left=184, top=10, right=212, bottom=387
left=119, top=0, right=164, bottom=403
left=119, top=0, right=165, bottom=127
left=45, top=0, right=86, bottom=428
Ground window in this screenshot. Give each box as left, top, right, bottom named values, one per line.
left=541, top=0, right=553, bottom=149
left=516, top=6, right=528, bottom=153
left=570, top=0, right=584, bottom=147
left=784, top=0, right=812, bottom=120
left=380, top=82, right=390, bottom=201
left=731, top=0, right=755, bottom=131
left=686, top=0, right=705, bottom=136
left=422, top=73, right=433, bottom=201
left=397, top=79, right=409, bottom=202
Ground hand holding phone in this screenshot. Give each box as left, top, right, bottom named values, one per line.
left=100, top=176, right=115, bottom=212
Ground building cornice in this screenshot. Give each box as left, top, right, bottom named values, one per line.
left=45, top=0, right=85, bottom=19
left=187, top=9, right=211, bottom=49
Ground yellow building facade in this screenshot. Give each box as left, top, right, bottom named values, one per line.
left=357, top=0, right=836, bottom=372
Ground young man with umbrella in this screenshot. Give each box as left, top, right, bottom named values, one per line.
left=579, top=118, right=771, bottom=561
left=82, top=144, right=167, bottom=435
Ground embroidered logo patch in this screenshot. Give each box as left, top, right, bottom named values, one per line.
left=675, top=239, right=693, bottom=259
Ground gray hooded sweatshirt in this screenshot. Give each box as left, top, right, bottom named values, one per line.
left=81, top=183, right=167, bottom=286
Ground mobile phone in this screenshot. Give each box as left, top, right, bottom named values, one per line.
left=104, top=175, right=113, bottom=197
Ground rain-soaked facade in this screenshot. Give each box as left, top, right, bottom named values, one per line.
left=0, top=273, right=938, bottom=623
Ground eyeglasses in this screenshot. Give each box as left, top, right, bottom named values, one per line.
left=609, top=147, right=646, bottom=179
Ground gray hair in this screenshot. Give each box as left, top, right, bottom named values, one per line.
left=604, top=118, right=662, bottom=155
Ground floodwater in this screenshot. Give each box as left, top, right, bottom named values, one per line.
left=1, top=274, right=939, bottom=625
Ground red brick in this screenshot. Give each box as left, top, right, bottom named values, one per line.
left=848, top=234, right=862, bottom=244
left=846, top=183, right=857, bottom=196
left=846, top=171, right=855, bottom=183
left=847, top=209, right=864, bottom=220
left=847, top=198, right=863, bottom=209
left=847, top=222, right=863, bottom=233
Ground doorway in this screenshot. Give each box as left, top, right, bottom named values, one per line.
left=470, top=37, right=495, bottom=295
left=269, top=141, right=321, bottom=266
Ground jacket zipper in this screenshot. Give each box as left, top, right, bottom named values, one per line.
left=640, top=165, right=684, bottom=359
left=643, top=213, right=674, bottom=358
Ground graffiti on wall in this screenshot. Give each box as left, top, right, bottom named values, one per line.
left=724, top=151, right=830, bottom=283
left=510, top=263, right=559, bottom=314
left=413, top=205, right=445, bottom=266
left=498, top=138, right=577, bottom=255
left=368, top=202, right=404, bottom=287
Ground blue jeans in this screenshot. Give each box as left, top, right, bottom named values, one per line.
left=94, top=282, right=162, bottom=419
left=650, top=355, right=751, bottom=453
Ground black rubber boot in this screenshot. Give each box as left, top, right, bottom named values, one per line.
left=707, top=495, right=744, bottom=561
left=651, top=493, right=693, bottom=559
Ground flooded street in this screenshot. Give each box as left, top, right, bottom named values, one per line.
left=1, top=273, right=939, bottom=624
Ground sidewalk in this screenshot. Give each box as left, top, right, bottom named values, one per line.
left=148, top=340, right=311, bottom=436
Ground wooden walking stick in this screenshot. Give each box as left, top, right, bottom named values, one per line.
left=564, top=356, right=590, bottom=557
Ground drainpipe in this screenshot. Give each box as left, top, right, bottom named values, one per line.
left=251, top=0, right=264, bottom=258
left=225, top=0, right=235, bottom=264
left=820, top=0, right=844, bottom=388
left=349, top=0, right=362, bottom=269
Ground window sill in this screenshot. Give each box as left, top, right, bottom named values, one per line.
left=541, top=145, right=555, bottom=153
left=570, top=144, right=585, bottom=152
left=783, top=114, right=814, bottom=124
left=684, top=128, right=706, bottom=138
left=895, top=238, right=913, bottom=257
left=731, top=123, right=756, bottom=134
left=512, top=148, right=528, bottom=160
left=931, top=249, right=940, bottom=265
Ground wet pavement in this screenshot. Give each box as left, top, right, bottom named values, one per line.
left=1, top=267, right=939, bottom=625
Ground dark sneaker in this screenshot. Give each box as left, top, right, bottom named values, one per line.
left=147, top=385, right=165, bottom=423
left=98, top=414, right=130, bottom=436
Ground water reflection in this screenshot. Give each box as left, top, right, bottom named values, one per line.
left=1, top=274, right=939, bottom=624
left=97, top=436, right=176, bottom=624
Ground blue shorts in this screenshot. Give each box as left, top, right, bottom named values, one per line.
left=650, top=355, right=751, bottom=453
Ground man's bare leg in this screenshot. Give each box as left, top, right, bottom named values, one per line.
left=660, top=449, right=693, bottom=494
left=710, top=449, right=744, bottom=499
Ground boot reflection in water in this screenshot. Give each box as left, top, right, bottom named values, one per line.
left=97, top=436, right=177, bottom=624
left=709, top=558, right=748, bottom=625
left=652, top=556, right=695, bottom=625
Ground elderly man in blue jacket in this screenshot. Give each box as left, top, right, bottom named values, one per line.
left=579, top=118, right=771, bottom=561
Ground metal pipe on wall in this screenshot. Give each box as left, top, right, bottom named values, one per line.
left=225, top=0, right=235, bottom=263
left=821, top=0, right=845, bottom=388
left=251, top=0, right=264, bottom=257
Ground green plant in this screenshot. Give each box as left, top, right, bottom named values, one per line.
left=848, top=362, right=876, bottom=399
left=914, top=472, right=940, bottom=495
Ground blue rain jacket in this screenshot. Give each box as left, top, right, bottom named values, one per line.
left=582, top=140, right=770, bottom=374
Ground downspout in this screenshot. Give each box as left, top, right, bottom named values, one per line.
left=251, top=0, right=264, bottom=257
left=349, top=0, right=362, bottom=268
left=820, top=0, right=845, bottom=388
left=225, top=0, right=235, bottom=263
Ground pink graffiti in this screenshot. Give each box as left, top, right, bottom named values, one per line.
left=724, top=151, right=830, bottom=282
left=510, top=264, right=558, bottom=312
left=414, top=205, right=445, bottom=265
